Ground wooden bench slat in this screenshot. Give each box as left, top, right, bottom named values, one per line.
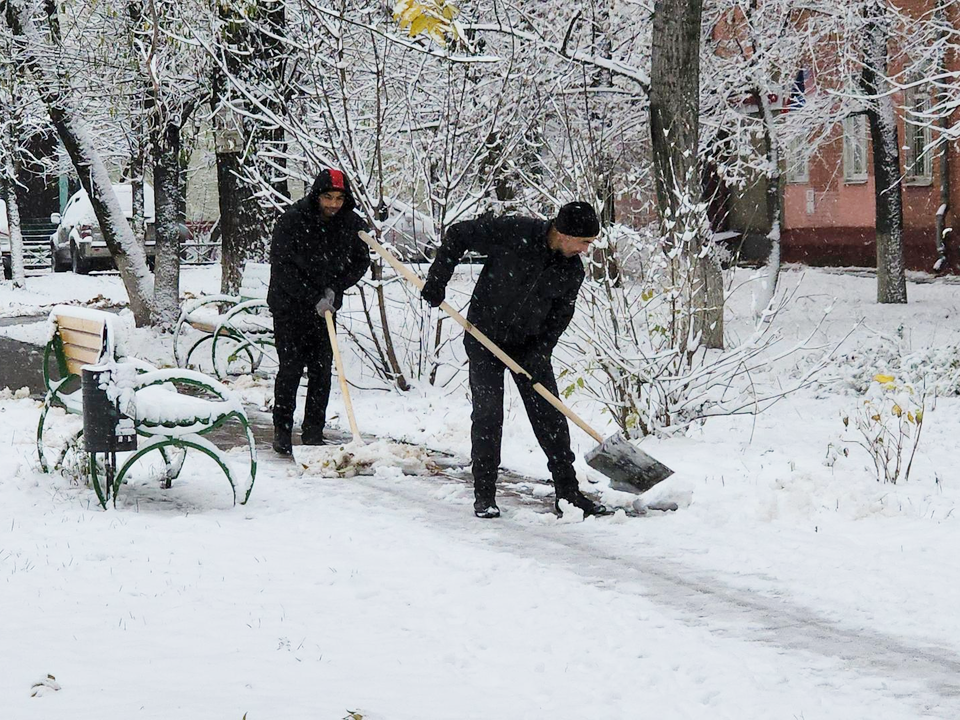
left=56, top=315, right=106, bottom=335
left=62, top=344, right=104, bottom=371
left=188, top=319, right=218, bottom=333
left=65, top=359, right=100, bottom=376
left=59, top=327, right=104, bottom=353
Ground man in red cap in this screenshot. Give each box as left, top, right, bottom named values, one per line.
left=420, top=202, right=610, bottom=518
left=267, top=168, right=370, bottom=454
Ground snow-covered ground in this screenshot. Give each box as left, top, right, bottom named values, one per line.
left=2, top=265, right=959, bottom=719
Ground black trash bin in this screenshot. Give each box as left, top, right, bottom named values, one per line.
left=82, top=366, right=138, bottom=453
left=81, top=365, right=137, bottom=504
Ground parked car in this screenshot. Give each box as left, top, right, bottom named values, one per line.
left=50, top=183, right=157, bottom=274
left=380, top=197, right=435, bottom=262
left=378, top=197, right=486, bottom=264
left=0, top=198, right=9, bottom=279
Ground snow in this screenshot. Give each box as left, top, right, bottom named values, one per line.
left=1, top=264, right=960, bottom=718
left=296, top=439, right=436, bottom=478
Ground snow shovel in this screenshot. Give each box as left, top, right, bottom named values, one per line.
left=324, top=310, right=364, bottom=445
left=357, top=230, right=674, bottom=494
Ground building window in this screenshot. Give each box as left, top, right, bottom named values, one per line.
left=904, top=85, right=933, bottom=185
left=843, top=115, right=869, bottom=183
left=786, top=134, right=810, bottom=184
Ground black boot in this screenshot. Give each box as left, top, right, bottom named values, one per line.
left=473, top=479, right=500, bottom=519
left=272, top=426, right=293, bottom=455
left=555, top=477, right=610, bottom=518
left=300, top=425, right=326, bottom=446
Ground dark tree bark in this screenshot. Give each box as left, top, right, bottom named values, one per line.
left=589, top=0, right=620, bottom=284
left=934, top=0, right=950, bottom=271
left=860, top=1, right=906, bottom=304
left=650, top=0, right=723, bottom=349
left=152, top=119, right=182, bottom=329
left=213, top=0, right=286, bottom=295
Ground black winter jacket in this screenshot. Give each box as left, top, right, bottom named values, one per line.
left=425, top=215, right=584, bottom=358
left=267, top=175, right=370, bottom=319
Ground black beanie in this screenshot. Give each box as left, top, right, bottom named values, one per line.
left=554, top=202, right=600, bottom=237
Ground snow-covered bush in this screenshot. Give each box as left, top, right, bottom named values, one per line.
left=562, top=224, right=836, bottom=436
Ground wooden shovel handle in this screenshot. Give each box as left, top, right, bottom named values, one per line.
left=324, top=310, right=363, bottom=444
left=358, top=230, right=604, bottom=445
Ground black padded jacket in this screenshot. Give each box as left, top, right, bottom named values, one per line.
left=425, top=215, right=584, bottom=358
left=267, top=172, right=370, bottom=319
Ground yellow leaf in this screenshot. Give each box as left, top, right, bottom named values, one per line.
left=441, top=2, right=459, bottom=20
left=871, top=414, right=882, bottom=422
left=873, top=373, right=895, bottom=384
left=891, top=404, right=902, bottom=417
left=409, top=14, right=434, bottom=37
left=907, top=411, right=915, bottom=423
left=399, top=6, right=421, bottom=26
left=915, top=409, right=924, bottom=424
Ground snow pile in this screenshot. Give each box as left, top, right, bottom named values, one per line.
left=0, top=386, right=31, bottom=399
left=227, top=373, right=275, bottom=410
left=297, top=439, right=435, bottom=478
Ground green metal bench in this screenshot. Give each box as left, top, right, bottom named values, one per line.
left=173, top=262, right=275, bottom=379
left=38, top=305, right=258, bottom=508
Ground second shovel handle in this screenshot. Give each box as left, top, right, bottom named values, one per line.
left=324, top=310, right=363, bottom=444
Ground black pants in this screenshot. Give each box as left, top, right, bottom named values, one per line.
left=272, top=312, right=333, bottom=434
left=467, top=340, right=576, bottom=494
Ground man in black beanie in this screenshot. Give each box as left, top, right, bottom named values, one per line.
left=267, top=168, right=370, bottom=454
left=421, top=202, right=610, bottom=519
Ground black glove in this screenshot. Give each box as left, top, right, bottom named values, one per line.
left=513, top=369, right=536, bottom=388
left=513, top=348, right=549, bottom=388
left=420, top=278, right=445, bottom=308
left=316, top=288, right=336, bottom=316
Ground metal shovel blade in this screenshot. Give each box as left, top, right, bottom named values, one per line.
left=585, top=433, right=674, bottom=494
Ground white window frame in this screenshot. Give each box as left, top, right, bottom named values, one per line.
left=843, top=115, right=869, bottom=184
left=903, top=85, right=933, bottom=186
left=786, top=134, right=810, bottom=184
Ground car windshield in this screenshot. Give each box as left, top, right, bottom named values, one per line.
left=60, top=184, right=156, bottom=227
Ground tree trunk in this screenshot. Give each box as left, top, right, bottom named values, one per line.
left=590, top=0, right=620, bottom=284
left=216, top=149, right=268, bottom=294
left=5, top=0, right=154, bottom=324
left=754, top=89, right=782, bottom=317
left=214, top=0, right=279, bottom=295
left=860, top=2, right=906, bottom=304
left=1, top=159, right=26, bottom=288
left=650, top=0, right=723, bottom=350
left=934, top=0, right=950, bottom=271
left=152, top=120, right=182, bottom=329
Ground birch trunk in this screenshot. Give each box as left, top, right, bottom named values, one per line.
left=5, top=0, right=154, bottom=324
left=2, top=158, right=25, bottom=288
